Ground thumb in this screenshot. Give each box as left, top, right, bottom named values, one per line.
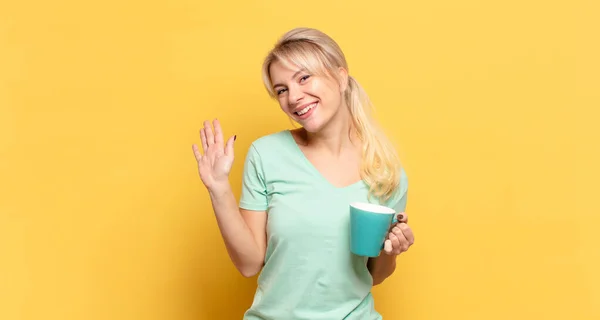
left=224, top=135, right=236, bottom=157
left=383, top=239, right=393, bottom=255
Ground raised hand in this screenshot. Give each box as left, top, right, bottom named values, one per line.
left=192, top=119, right=236, bottom=191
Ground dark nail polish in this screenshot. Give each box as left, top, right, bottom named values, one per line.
left=398, top=214, right=404, bottom=221
left=234, top=135, right=237, bottom=141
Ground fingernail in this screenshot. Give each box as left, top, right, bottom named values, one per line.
left=234, top=135, right=237, bottom=141
left=397, top=214, right=404, bottom=221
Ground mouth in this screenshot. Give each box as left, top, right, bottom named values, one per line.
left=293, top=102, right=318, bottom=118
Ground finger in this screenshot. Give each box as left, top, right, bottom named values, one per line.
left=389, top=232, right=401, bottom=254
left=398, top=223, right=415, bottom=245
left=383, top=239, right=393, bottom=255
left=200, top=128, right=208, bottom=152
left=224, top=135, right=236, bottom=157
left=213, top=119, right=224, bottom=146
left=393, top=229, right=410, bottom=253
left=192, top=144, right=202, bottom=162
left=203, top=120, right=214, bottom=146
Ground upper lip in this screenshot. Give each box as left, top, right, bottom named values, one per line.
left=293, top=101, right=318, bottom=114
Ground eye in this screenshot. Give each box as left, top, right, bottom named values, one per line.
left=276, top=88, right=287, bottom=95
left=300, top=75, right=311, bottom=82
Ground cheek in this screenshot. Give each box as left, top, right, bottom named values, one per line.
left=321, top=85, right=343, bottom=107
left=309, top=81, right=335, bottom=101
left=277, top=97, right=287, bottom=109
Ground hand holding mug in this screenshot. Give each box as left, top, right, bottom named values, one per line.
left=382, top=212, right=415, bottom=255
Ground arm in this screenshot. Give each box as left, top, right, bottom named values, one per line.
left=367, top=214, right=414, bottom=285
left=192, top=119, right=268, bottom=278
left=368, top=169, right=411, bottom=285
left=208, top=183, right=267, bottom=278
left=367, top=252, right=397, bottom=286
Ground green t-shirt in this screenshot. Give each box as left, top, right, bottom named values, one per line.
left=239, top=130, right=408, bottom=320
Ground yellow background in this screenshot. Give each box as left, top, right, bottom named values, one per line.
left=1, top=0, right=598, bottom=319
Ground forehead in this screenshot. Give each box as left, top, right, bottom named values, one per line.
left=269, top=59, right=302, bottom=81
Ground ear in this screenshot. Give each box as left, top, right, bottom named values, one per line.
left=337, top=67, right=349, bottom=93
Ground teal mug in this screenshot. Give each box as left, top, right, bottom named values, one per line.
left=349, top=202, right=398, bottom=257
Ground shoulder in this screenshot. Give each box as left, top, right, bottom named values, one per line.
left=388, top=165, right=408, bottom=191
left=398, top=166, right=408, bottom=194
left=392, top=165, right=408, bottom=198
left=241, top=130, right=295, bottom=169
left=245, top=130, right=293, bottom=157
left=384, top=166, right=409, bottom=211
left=248, top=130, right=290, bottom=149
left=240, top=130, right=295, bottom=180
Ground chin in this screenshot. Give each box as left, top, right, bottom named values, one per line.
left=301, top=125, right=320, bottom=133
left=299, top=120, right=326, bottom=133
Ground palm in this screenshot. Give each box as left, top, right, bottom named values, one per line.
left=192, top=119, right=236, bottom=189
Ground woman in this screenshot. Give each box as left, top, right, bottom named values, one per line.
left=192, top=27, right=415, bottom=319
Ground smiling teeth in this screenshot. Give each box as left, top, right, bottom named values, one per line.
left=297, top=103, right=317, bottom=116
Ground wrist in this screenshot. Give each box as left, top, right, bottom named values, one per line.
left=368, top=251, right=398, bottom=285
left=377, top=251, right=397, bottom=264
left=207, top=182, right=232, bottom=199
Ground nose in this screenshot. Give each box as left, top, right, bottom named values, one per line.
left=287, top=84, right=304, bottom=106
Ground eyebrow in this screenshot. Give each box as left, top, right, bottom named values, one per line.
left=272, top=70, right=303, bottom=89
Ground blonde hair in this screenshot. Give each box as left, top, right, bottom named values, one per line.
left=261, top=27, right=402, bottom=202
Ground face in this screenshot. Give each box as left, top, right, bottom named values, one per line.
left=269, top=60, right=348, bottom=133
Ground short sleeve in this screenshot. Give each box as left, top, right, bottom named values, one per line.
left=388, top=167, right=409, bottom=213
left=239, top=144, right=269, bottom=211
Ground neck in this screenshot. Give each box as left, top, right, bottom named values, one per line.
left=303, top=104, right=358, bottom=157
